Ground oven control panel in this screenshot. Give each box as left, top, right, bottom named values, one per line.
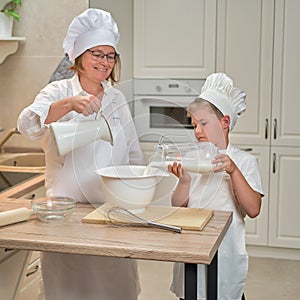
left=133, top=78, right=205, bottom=96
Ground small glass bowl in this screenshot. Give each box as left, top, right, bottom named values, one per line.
left=31, top=197, right=76, bottom=223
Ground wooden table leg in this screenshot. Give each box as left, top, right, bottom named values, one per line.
left=207, top=250, right=218, bottom=300
left=184, top=263, right=197, bottom=300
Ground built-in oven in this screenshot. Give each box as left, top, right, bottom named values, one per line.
left=133, top=78, right=205, bottom=143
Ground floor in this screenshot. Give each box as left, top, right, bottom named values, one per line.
left=138, top=256, right=300, bottom=299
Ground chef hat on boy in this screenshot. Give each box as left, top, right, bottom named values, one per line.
left=63, top=8, right=120, bottom=61
left=199, top=73, right=247, bottom=131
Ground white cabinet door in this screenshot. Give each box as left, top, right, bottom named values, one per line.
left=268, top=146, right=300, bottom=248
left=271, top=0, right=300, bottom=147
left=134, top=0, right=216, bottom=78
left=0, top=250, right=28, bottom=300
left=242, top=146, right=270, bottom=245
left=218, top=0, right=300, bottom=147
left=15, top=257, right=41, bottom=300
left=216, top=0, right=274, bottom=146
left=218, top=0, right=300, bottom=249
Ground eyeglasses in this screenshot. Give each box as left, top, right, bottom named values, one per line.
left=87, top=49, right=118, bottom=63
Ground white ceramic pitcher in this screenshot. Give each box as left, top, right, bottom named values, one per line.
left=50, top=115, right=113, bottom=156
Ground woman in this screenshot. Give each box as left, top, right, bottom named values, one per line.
left=18, top=9, right=144, bottom=300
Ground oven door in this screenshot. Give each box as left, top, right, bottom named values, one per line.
left=133, top=96, right=196, bottom=143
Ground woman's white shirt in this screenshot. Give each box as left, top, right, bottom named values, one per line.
left=17, top=75, right=144, bottom=300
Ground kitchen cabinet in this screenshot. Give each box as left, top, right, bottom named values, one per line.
left=15, top=251, right=40, bottom=300
left=217, top=0, right=300, bottom=248
left=241, top=146, right=270, bottom=246
left=133, top=0, right=217, bottom=78
left=138, top=0, right=300, bottom=250
left=268, top=147, right=300, bottom=248
left=256, top=0, right=300, bottom=249
left=218, top=0, right=300, bottom=148
left=0, top=248, right=40, bottom=300
left=216, top=0, right=274, bottom=146
left=0, top=247, right=20, bottom=261
left=14, top=189, right=44, bottom=299
left=0, top=244, right=41, bottom=300
left=0, top=248, right=28, bottom=300
left=271, top=0, right=300, bottom=147
left=0, top=183, right=45, bottom=299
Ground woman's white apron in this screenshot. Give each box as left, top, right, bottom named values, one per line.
left=40, top=102, right=140, bottom=300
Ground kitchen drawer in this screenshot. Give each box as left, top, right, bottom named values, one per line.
left=0, top=250, right=28, bottom=300
left=18, top=257, right=40, bottom=289
left=15, top=258, right=41, bottom=300
left=0, top=247, right=18, bottom=262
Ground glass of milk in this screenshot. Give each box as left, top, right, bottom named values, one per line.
left=149, top=142, right=218, bottom=174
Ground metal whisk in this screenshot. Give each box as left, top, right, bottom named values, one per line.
left=106, top=207, right=182, bottom=233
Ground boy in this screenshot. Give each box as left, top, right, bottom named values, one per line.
left=168, top=73, right=264, bottom=300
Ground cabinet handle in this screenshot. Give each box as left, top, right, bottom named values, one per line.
left=4, top=248, right=14, bottom=252
left=273, top=118, right=277, bottom=140
left=265, top=118, right=268, bottom=139
left=26, top=265, right=39, bottom=277
left=240, top=148, right=253, bottom=152
left=272, top=153, right=276, bottom=173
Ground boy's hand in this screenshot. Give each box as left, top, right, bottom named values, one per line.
left=212, top=154, right=237, bottom=174
left=168, top=162, right=191, bottom=184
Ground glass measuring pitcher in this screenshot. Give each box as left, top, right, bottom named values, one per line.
left=149, top=141, right=219, bottom=174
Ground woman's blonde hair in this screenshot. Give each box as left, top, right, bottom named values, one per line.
left=68, top=53, right=121, bottom=85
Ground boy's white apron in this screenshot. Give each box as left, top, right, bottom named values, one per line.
left=171, top=171, right=248, bottom=300
left=41, top=104, right=140, bottom=300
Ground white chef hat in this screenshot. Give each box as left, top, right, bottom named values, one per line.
left=63, top=8, right=120, bottom=61
left=199, top=73, right=247, bottom=131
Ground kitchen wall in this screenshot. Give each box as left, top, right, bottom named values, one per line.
left=90, top=0, right=133, bottom=81
left=0, top=0, right=89, bottom=149
left=89, top=0, right=134, bottom=108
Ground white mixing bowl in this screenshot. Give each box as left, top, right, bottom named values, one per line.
left=96, top=165, right=169, bottom=213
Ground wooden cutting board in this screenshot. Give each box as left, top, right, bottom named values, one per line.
left=82, top=203, right=214, bottom=231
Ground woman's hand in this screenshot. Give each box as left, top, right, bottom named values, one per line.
left=45, top=93, right=103, bottom=124
left=71, top=94, right=102, bottom=116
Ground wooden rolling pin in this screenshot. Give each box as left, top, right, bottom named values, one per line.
left=0, top=208, right=34, bottom=227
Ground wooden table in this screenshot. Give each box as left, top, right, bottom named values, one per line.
left=0, top=198, right=232, bottom=300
